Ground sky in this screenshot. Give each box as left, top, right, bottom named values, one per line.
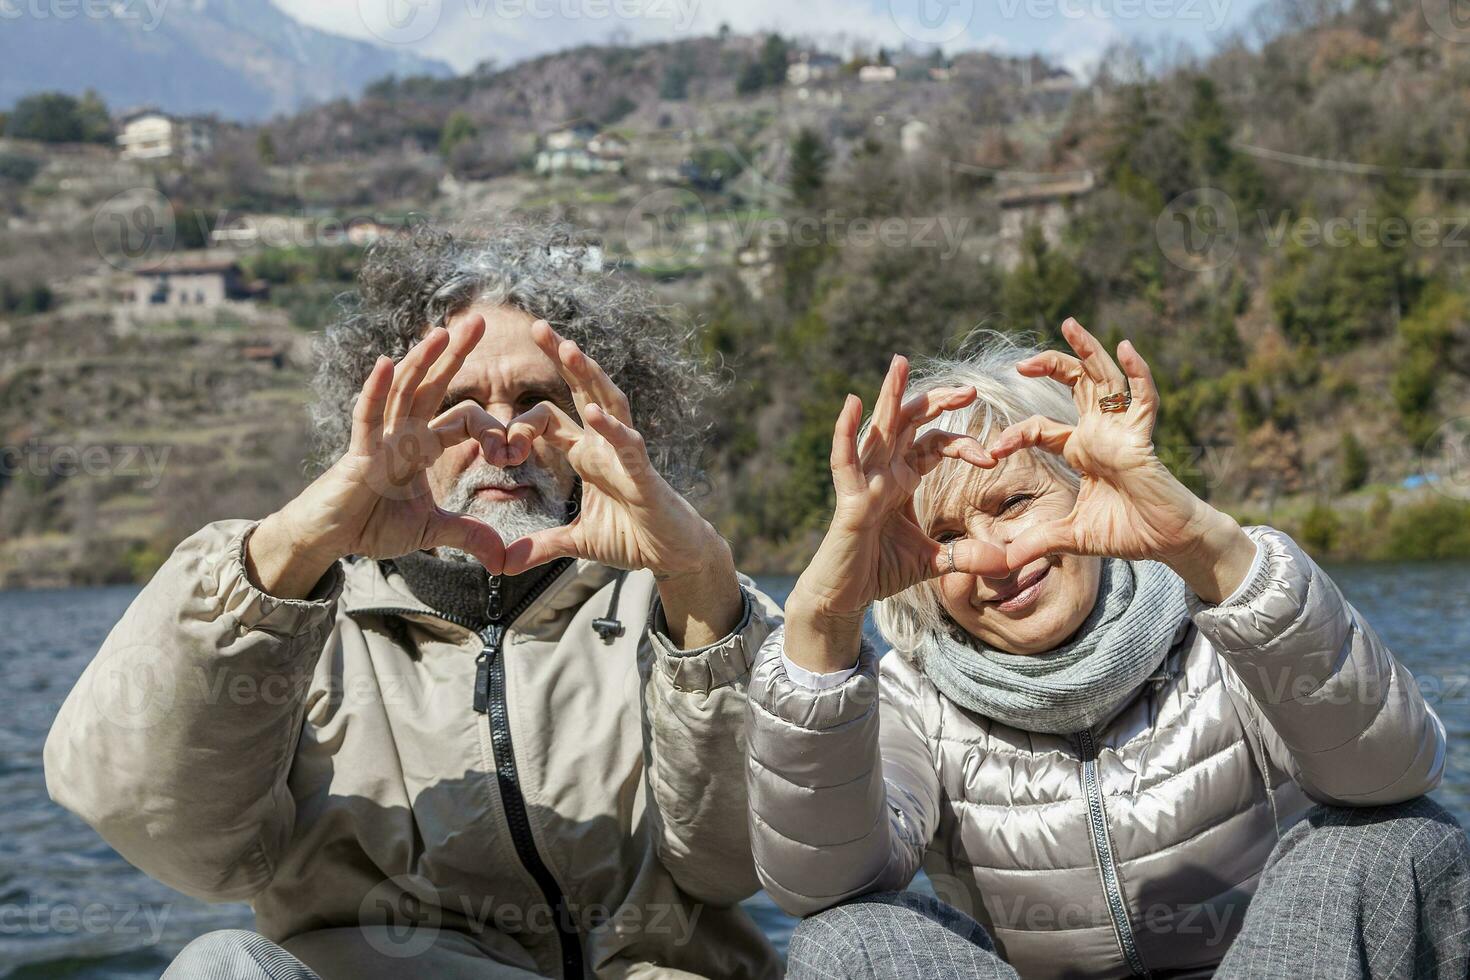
left=275, top=0, right=1263, bottom=79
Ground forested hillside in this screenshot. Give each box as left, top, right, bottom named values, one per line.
left=1, top=0, right=1467, bottom=585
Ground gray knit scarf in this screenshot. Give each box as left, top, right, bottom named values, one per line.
left=920, top=558, right=1190, bottom=735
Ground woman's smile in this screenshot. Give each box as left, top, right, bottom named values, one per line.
left=984, top=562, right=1052, bottom=612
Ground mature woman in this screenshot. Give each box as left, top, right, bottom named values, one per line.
left=747, top=320, right=1468, bottom=979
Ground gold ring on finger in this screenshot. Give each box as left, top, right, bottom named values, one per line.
left=1098, top=390, right=1132, bottom=413
left=944, top=540, right=957, bottom=575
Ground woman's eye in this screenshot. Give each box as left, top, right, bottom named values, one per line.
left=933, top=530, right=963, bottom=543
left=999, top=493, right=1033, bottom=514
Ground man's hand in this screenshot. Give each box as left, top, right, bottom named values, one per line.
left=247, top=316, right=507, bottom=599
left=434, top=320, right=743, bottom=647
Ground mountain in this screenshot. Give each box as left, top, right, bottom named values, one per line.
left=0, top=0, right=453, bottom=120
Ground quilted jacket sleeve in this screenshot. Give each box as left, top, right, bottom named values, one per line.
left=746, top=627, right=939, bottom=916
left=1193, top=525, right=1445, bottom=805
left=641, top=577, right=784, bottom=907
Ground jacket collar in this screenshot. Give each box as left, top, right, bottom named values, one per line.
left=340, top=553, right=620, bottom=639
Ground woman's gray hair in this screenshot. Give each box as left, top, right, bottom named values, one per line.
left=309, top=216, right=714, bottom=491
left=872, top=331, right=1081, bottom=658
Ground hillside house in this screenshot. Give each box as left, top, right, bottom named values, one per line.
left=535, top=124, right=627, bottom=175
left=116, top=111, right=212, bottom=164
left=995, top=172, right=1096, bottom=267
left=129, top=254, right=265, bottom=315
left=858, top=65, right=898, bottom=83
left=787, top=53, right=841, bottom=86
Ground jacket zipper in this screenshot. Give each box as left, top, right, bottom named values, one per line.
left=1076, top=728, right=1150, bottom=978
left=473, top=559, right=583, bottom=980
left=357, top=558, right=584, bottom=979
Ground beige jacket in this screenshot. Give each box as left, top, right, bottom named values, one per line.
left=747, top=527, right=1445, bottom=978
left=46, top=519, right=785, bottom=980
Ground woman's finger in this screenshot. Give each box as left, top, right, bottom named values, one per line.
left=425, top=510, right=506, bottom=573
left=349, top=356, right=394, bottom=456
left=385, top=328, right=449, bottom=428
left=892, top=386, right=981, bottom=453
left=830, top=394, right=865, bottom=493
left=1005, top=518, right=1076, bottom=570
left=863, top=355, right=910, bottom=466
left=410, top=314, right=486, bottom=421
left=910, top=430, right=995, bottom=476
left=989, top=415, right=1075, bottom=460
left=501, top=524, right=581, bottom=576
left=1117, top=339, right=1159, bottom=426
left=899, top=385, right=978, bottom=428
left=531, top=320, right=634, bottom=425
left=1016, top=350, right=1086, bottom=387
left=927, top=536, right=1010, bottom=579
left=1060, top=317, right=1127, bottom=394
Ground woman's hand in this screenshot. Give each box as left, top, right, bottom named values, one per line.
left=995, top=317, right=1257, bottom=603
left=785, top=355, right=1007, bottom=673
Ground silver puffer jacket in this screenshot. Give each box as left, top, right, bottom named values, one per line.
left=747, top=527, right=1445, bottom=979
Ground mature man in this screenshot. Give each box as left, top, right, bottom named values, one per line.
left=45, top=220, right=783, bottom=979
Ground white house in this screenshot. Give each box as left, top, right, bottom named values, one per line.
left=117, top=111, right=212, bottom=163
left=535, top=125, right=627, bottom=175
left=858, top=64, right=898, bottom=83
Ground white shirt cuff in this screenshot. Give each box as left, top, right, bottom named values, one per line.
left=782, top=653, right=860, bottom=690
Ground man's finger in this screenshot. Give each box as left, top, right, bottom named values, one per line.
left=350, top=356, right=394, bottom=455
left=425, top=511, right=506, bottom=573
left=429, top=402, right=507, bottom=454
left=411, top=314, right=486, bottom=421
left=385, top=328, right=448, bottom=428
left=501, top=525, right=581, bottom=576
left=584, top=403, right=653, bottom=481
left=504, top=401, right=584, bottom=466
left=531, top=319, right=633, bottom=425
left=988, top=415, right=1074, bottom=460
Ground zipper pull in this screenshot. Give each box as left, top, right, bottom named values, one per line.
left=473, top=623, right=506, bottom=714
left=487, top=574, right=504, bottom=622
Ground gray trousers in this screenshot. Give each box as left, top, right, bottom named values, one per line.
left=788, top=797, right=1470, bottom=980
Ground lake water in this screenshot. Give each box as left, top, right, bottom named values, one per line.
left=3, top=564, right=1468, bottom=978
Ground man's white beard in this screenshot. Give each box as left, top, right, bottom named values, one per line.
left=435, top=460, right=570, bottom=566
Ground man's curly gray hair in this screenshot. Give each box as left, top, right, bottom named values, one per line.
left=310, top=217, right=713, bottom=491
